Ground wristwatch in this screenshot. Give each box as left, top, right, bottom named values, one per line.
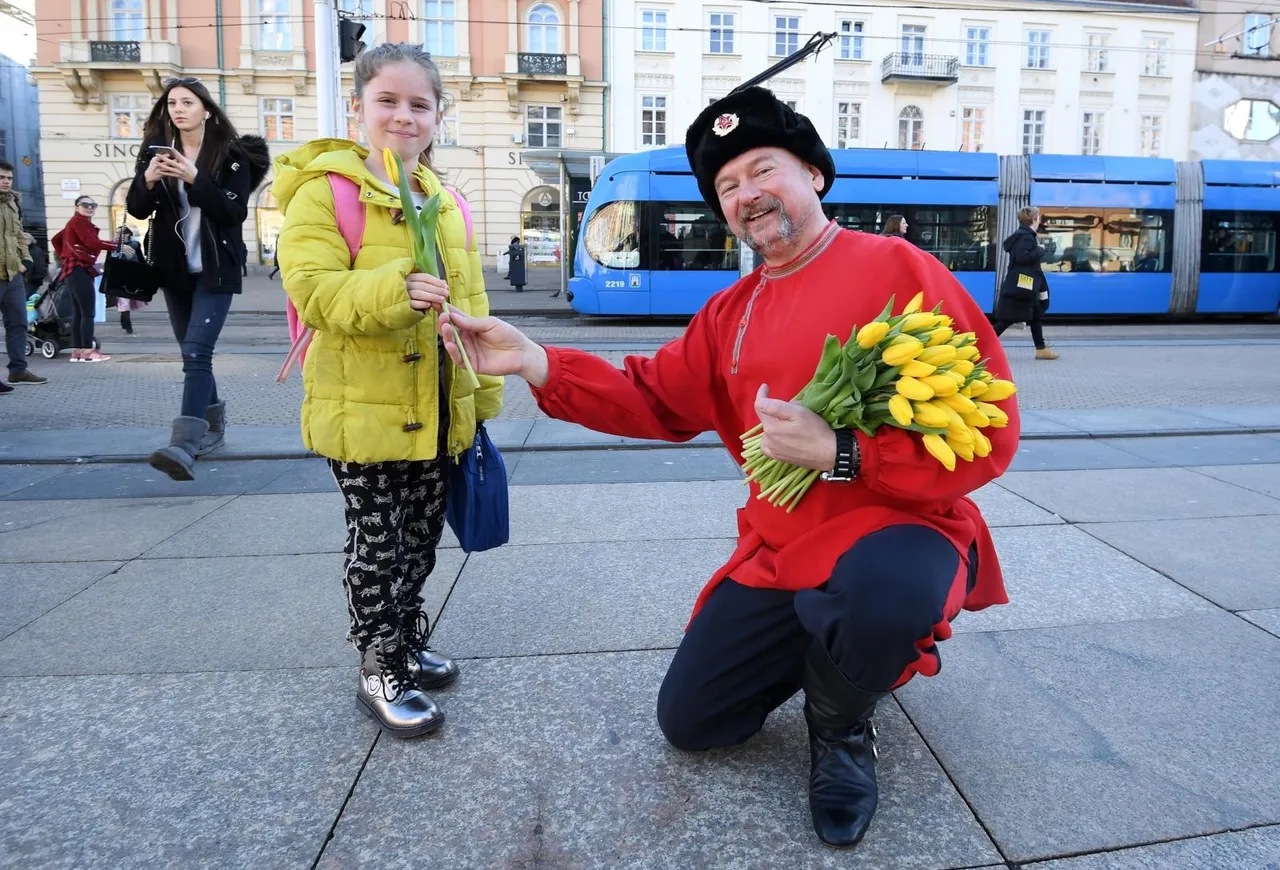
left=821, top=429, right=860, bottom=482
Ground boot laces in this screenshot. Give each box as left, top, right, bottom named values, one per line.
left=402, top=609, right=432, bottom=653
left=374, top=641, right=415, bottom=702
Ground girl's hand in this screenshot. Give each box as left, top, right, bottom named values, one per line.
left=156, top=151, right=198, bottom=185
left=406, top=272, right=450, bottom=312
left=143, top=155, right=167, bottom=188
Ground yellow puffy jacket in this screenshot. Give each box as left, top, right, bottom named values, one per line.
left=273, top=140, right=502, bottom=464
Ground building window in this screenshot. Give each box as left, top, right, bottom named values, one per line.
left=835, top=102, right=861, bottom=147
left=964, top=26, right=990, bottom=66
left=1086, top=32, right=1110, bottom=72
left=783, top=99, right=798, bottom=111
left=526, top=4, right=561, bottom=54
left=1224, top=98, right=1280, bottom=141
left=339, top=0, right=372, bottom=54
left=111, top=94, right=150, bottom=138
left=110, top=0, right=145, bottom=41
left=261, top=97, right=296, bottom=141
left=1026, top=29, right=1051, bottom=69
left=1082, top=110, right=1106, bottom=155
left=641, top=9, right=668, bottom=52
left=1140, top=114, right=1163, bottom=157
left=259, top=0, right=291, bottom=51
left=1022, top=108, right=1046, bottom=154
left=775, top=16, right=800, bottom=57
left=901, top=24, right=926, bottom=64
left=437, top=101, right=459, bottom=146
left=961, top=106, right=985, bottom=152
left=1143, top=34, right=1170, bottom=75
left=898, top=105, right=924, bottom=150
left=709, top=12, right=735, bottom=54
left=423, top=0, right=456, bottom=56
left=839, top=20, right=864, bottom=60
left=640, top=95, right=668, bottom=146
left=1244, top=13, right=1272, bottom=56
left=525, top=105, right=562, bottom=147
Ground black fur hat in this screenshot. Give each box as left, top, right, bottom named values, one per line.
left=685, top=86, right=835, bottom=221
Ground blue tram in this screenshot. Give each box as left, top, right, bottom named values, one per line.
left=567, top=147, right=1280, bottom=318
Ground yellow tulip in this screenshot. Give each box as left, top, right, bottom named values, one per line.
left=949, top=359, right=975, bottom=377
left=977, top=370, right=994, bottom=383
left=923, top=433, right=957, bottom=471
left=896, top=376, right=934, bottom=401
left=882, top=339, right=925, bottom=367
left=962, top=409, right=990, bottom=428
left=976, top=402, right=1009, bottom=428
left=888, top=394, right=914, bottom=427
left=972, top=430, right=992, bottom=457
left=856, top=321, right=890, bottom=349
left=926, top=326, right=955, bottom=347
left=937, top=315, right=954, bottom=328
left=946, top=423, right=974, bottom=446
left=902, top=291, right=925, bottom=314
left=898, top=359, right=936, bottom=378
left=946, top=434, right=975, bottom=461
left=941, top=392, right=977, bottom=413
left=954, top=346, right=981, bottom=362
left=912, top=401, right=951, bottom=428
left=918, top=345, right=957, bottom=366
left=961, top=380, right=989, bottom=398
left=981, top=379, right=1018, bottom=402
left=901, top=312, right=939, bottom=333
left=382, top=148, right=401, bottom=186
left=921, top=373, right=958, bottom=397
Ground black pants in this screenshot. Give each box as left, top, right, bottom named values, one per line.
left=330, top=457, right=450, bottom=651
left=120, top=310, right=133, bottom=333
left=163, top=274, right=233, bottom=418
left=66, top=267, right=97, bottom=350
left=992, top=310, right=1045, bottom=349
left=657, top=525, right=975, bottom=752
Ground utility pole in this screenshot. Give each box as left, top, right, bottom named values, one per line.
left=314, top=0, right=340, bottom=138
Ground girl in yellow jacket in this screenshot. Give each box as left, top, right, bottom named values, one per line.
left=273, top=43, right=502, bottom=738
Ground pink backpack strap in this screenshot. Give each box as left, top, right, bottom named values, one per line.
left=276, top=173, right=366, bottom=383
left=444, top=186, right=474, bottom=250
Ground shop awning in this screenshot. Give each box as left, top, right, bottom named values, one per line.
left=519, top=149, right=624, bottom=186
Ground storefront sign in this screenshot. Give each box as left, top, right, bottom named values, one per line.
left=61, top=179, right=81, bottom=192
left=91, top=142, right=143, bottom=159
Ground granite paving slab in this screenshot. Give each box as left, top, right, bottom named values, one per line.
left=995, top=468, right=1280, bottom=523
left=1081, top=515, right=1280, bottom=611
left=251, top=457, right=340, bottom=494
left=1006, top=439, right=1158, bottom=473
left=1187, top=403, right=1280, bottom=429
left=953, top=526, right=1217, bottom=635
left=970, top=484, right=1063, bottom=526
left=430, top=539, right=736, bottom=658
left=0, top=550, right=461, bottom=675
left=509, top=446, right=741, bottom=485
left=523, top=418, right=723, bottom=449
left=0, top=460, right=292, bottom=501
left=143, top=492, right=348, bottom=558
left=0, top=465, right=67, bottom=498
left=0, top=496, right=234, bottom=563
left=1190, top=463, right=1280, bottom=499
left=507, top=481, right=743, bottom=544
left=319, top=652, right=1002, bottom=870
left=1018, top=411, right=1086, bottom=436
left=1023, top=825, right=1280, bottom=869
left=0, top=561, right=122, bottom=641
left=1031, top=407, right=1242, bottom=435
left=1242, top=609, right=1280, bottom=638
left=896, top=612, right=1280, bottom=862
left=0, top=669, right=371, bottom=869
left=1100, top=434, right=1280, bottom=468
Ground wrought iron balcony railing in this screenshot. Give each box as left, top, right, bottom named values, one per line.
left=90, top=41, right=142, bottom=63
left=880, top=52, right=959, bottom=83
left=518, top=53, right=567, bottom=75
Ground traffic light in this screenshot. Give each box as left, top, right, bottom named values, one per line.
left=338, top=18, right=366, bottom=63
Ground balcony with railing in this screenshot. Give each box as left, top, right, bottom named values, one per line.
left=880, top=53, right=959, bottom=85
left=518, top=53, right=567, bottom=75
left=59, top=39, right=182, bottom=67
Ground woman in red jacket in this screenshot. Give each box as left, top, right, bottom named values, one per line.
left=51, top=195, right=117, bottom=362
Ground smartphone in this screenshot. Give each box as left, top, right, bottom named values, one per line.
left=148, top=145, right=180, bottom=159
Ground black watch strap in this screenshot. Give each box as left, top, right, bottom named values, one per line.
left=822, top=429, right=859, bottom=482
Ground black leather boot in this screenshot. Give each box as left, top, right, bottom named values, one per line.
left=803, top=641, right=887, bottom=847
left=402, top=607, right=459, bottom=690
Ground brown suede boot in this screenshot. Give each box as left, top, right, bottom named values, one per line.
left=1035, top=347, right=1059, bottom=360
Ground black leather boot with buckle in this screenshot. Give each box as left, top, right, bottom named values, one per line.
left=803, top=641, right=888, bottom=848
left=402, top=608, right=460, bottom=691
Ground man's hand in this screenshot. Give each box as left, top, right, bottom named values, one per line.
left=438, top=306, right=550, bottom=387
left=754, top=384, right=838, bottom=471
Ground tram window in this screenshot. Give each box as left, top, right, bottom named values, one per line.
left=1201, top=210, right=1279, bottom=273
left=1037, top=208, right=1172, bottom=273
left=584, top=200, right=644, bottom=270
left=652, top=202, right=739, bottom=271
left=822, top=204, right=995, bottom=271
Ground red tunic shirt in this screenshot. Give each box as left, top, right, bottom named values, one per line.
left=533, top=222, right=1018, bottom=625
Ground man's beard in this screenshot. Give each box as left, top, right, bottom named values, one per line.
left=733, top=196, right=803, bottom=255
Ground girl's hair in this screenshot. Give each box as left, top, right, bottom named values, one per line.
left=881, top=215, right=906, bottom=236
left=139, top=77, right=239, bottom=180
left=353, top=42, right=448, bottom=174
left=1018, top=206, right=1041, bottom=226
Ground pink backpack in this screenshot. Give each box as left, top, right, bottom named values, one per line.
left=276, top=173, right=474, bottom=383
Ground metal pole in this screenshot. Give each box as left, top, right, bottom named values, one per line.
left=738, top=242, right=755, bottom=277
left=556, top=155, right=567, bottom=298
left=314, top=0, right=338, bottom=138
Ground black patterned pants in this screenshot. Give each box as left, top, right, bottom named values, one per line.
left=329, top=457, right=449, bottom=650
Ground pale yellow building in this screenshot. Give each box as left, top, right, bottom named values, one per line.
left=31, top=0, right=605, bottom=271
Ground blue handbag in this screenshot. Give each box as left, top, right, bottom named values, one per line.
left=446, top=423, right=510, bottom=553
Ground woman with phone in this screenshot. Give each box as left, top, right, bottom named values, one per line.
left=126, top=77, right=269, bottom=480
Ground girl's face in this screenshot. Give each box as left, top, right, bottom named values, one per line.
left=167, top=87, right=206, bottom=134
left=356, top=62, right=442, bottom=163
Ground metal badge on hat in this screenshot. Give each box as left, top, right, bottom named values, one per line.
left=713, top=113, right=739, bottom=137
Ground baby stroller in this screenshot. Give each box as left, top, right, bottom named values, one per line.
left=24, top=276, right=98, bottom=359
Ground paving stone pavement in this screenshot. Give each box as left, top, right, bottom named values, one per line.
left=2, top=423, right=1279, bottom=868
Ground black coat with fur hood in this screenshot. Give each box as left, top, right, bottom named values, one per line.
left=125, top=134, right=271, bottom=294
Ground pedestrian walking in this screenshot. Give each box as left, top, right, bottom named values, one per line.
left=273, top=43, right=504, bottom=738
left=111, top=227, right=146, bottom=335
left=506, top=235, right=526, bottom=292
left=0, top=161, right=47, bottom=390
left=993, top=206, right=1058, bottom=360
left=880, top=214, right=908, bottom=240
left=51, top=195, right=116, bottom=364
left=438, top=86, right=1018, bottom=849
left=125, top=76, right=270, bottom=480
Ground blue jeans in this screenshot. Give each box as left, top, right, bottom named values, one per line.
left=164, top=275, right=233, bottom=418
left=1, top=273, right=28, bottom=375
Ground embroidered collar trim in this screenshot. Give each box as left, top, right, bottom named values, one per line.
left=762, top=220, right=840, bottom=280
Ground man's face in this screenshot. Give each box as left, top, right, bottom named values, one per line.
left=713, top=148, right=823, bottom=260
left=0, top=171, right=13, bottom=193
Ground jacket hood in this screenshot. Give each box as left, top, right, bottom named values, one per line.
left=271, top=139, right=443, bottom=217
left=234, top=134, right=272, bottom=190
left=1003, top=224, right=1033, bottom=253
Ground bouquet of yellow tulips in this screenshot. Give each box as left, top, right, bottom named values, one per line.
left=382, top=148, right=480, bottom=390
left=740, top=292, right=1017, bottom=511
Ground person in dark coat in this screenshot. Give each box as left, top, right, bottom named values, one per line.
left=23, top=233, right=47, bottom=296
left=506, top=235, right=526, bottom=292
left=993, top=206, right=1058, bottom=360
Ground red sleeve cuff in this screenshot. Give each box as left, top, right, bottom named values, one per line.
left=855, top=430, right=881, bottom=485
left=528, top=344, right=563, bottom=402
